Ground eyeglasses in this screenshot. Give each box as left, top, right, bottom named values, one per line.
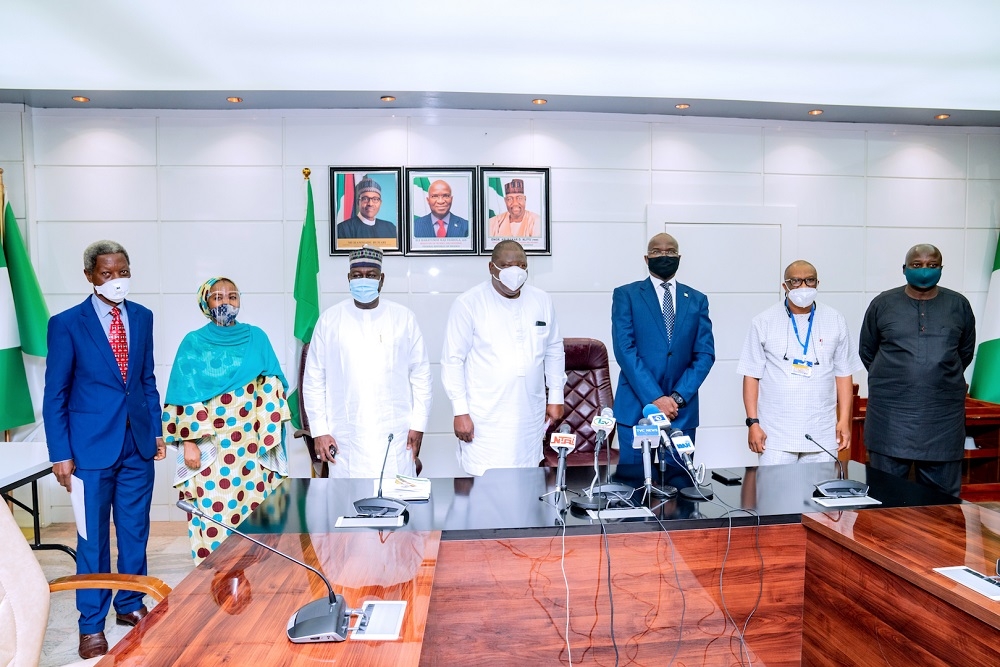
left=784, top=277, right=818, bottom=288
left=428, top=194, right=452, bottom=201
left=648, top=249, right=680, bottom=258
left=359, top=196, right=382, bottom=204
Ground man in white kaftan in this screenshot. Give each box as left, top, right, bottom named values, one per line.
left=303, top=246, right=432, bottom=478
left=442, top=241, right=566, bottom=476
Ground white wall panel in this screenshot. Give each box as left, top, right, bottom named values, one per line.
left=35, top=166, right=158, bottom=221
left=970, top=134, right=1000, bottom=180
left=549, top=168, right=650, bottom=223
left=863, top=227, right=965, bottom=293
left=651, top=124, right=762, bottom=173
left=32, top=116, right=155, bottom=166
left=666, top=223, right=781, bottom=294
left=706, top=292, right=780, bottom=362
left=533, top=119, right=650, bottom=170
left=0, top=111, right=22, bottom=161
left=763, top=127, right=866, bottom=176
left=36, top=221, right=160, bottom=294
left=0, top=162, right=26, bottom=217
left=696, top=359, right=741, bottom=428
left=158, top=221, right=284, bottom=293
left=964, top=228, right=1000, bottom=292
left=967, top=180, right=1000, bottom=229
left=652, top=171, right=763, bottom=206
left=283, top=166, right=330, bottom=223
left=866, top=177, right=966, bottom=228
left=408, top=116, right=532, bottom=165
left=549, top=292, right=613, bottom=344
left=867, top=131, right=968, bottom=179
left=159, top=166, right=283, bottom=221
left=796, top=226, right=866, bottom=292
left=408, top=293, right=459, bottom=365
left=530, top=222, right=646, bottom=293
left=158, top=116, right=283, bottom=166
left=407, top=257, right=486, bottom=295
left=283, top=116, right=408, bottom=166
left=694, top=426, right=760, bottom=469
left=764, top=174, right=865, bottom=227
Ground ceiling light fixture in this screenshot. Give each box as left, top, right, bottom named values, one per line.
left=807, top=109, right=824, bottom=116
left=72, top=96, right=90, bottom=103
left=532, top=98, right=547, bottom=105
left=380, top=95, right=396, bottom=102
left=934, top=113, right=951, bottom=120
left=675, top=103, right=690, bottom=110
left=226, top=97, right=243, bottom=103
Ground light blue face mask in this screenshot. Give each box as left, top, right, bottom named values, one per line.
left=208, top=303, right=239, bottom=326
left=349, top=277, right=381, bottom=304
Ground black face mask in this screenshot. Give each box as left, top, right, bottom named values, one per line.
left=648, top=255, right=680, bottom=280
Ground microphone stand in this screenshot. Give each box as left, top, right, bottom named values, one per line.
left=571, top=429, right=634, bottom=511
left=353, top=433, right=408, bottom=517
left=804, top=434, right=869, bottom=498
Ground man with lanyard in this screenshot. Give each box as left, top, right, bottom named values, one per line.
left=738, top=260, right=862, bottom=464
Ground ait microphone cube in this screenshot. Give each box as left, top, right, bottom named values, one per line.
left=632, top=424, right=660, bottom=448
left=592, top=416, right=615, bottom=431
left=672, top=435, right=695, bottom=455
left=550, top=432, right=577, bottom=451
left=648, top=413, right=670, bottom=428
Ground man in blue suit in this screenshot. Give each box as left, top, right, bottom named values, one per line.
left=611, top=232, right=715, bottom=487
left=43, top=240, right=165, bottom=659
left=413, top=180, right=469, bottom=238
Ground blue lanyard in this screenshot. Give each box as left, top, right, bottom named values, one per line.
left=788, top=303, right=815, bottom=356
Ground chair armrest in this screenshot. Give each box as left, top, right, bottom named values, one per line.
left=49, top=573, right=172, bottom=602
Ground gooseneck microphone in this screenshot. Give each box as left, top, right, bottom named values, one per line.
left=353, top=433, right=408, bottom=517
left=177, top=499, right=355, bottom=642
left=804, top=434, right=869, bottom=498
left=551, top=423, right=577, bottom=493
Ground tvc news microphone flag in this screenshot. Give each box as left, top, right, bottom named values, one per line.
left=288, top=170, right=320, bottom=430
left=971, top=233, right=1000, bottom=404
left=0, top=198, right=50, bottom=430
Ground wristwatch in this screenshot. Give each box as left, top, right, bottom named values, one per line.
left=670, top=391, right=686, bottom=408
left=746, top=418, right=760, bottom=427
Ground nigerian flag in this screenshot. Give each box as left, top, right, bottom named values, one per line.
left=486, top=177, right=504, bottom=221
left=289, top=174, right=320, bottom=429
left=411, top=176, right=431, bottom=223
left=1, top=201, right=46, bottom=430
left=971, top=235, right=1000, bottom=403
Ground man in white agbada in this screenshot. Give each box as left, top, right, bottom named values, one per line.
left=303, top=245, right=432, bottom=478
left=442, top=240, right=567, bottom=476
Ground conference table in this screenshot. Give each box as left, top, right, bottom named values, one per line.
left=98, top=461, right=980, bottom=666
left=0, top=441, right=76, bottom=560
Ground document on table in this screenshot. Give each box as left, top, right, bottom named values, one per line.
left=70, top=474, right=87, bottom=540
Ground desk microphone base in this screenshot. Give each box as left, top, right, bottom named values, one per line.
left=570, top=483, right=636, bottom=511
left=679, top=485, right=714, bottom=501
left=287, top=595, right=351, bottom=643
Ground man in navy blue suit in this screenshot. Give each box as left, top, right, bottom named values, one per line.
left=43, top=240, right=165, bottom=659
left=611, top=232, right=715, bottom=487
left=413, top=180, right=469, bottom=238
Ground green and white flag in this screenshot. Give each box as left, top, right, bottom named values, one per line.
left=0, top=204, right=39, bottom=430
left=971, top=234, right=1000, bottom=403
left=288, top=176, right=320, bottom=429
left=411, top=176, right=430, bottom=223
left=486, top=177, right=504, bottom=221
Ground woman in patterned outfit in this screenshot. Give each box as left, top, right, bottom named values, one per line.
left=162, top=277, right=290, bottom=563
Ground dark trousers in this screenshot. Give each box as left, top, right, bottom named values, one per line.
left=868, top=451, right=962, bottom=498
left=74, top=424, right=155, bottom=633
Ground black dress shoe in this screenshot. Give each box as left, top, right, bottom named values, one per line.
left=79, top=631, right=108, bottom=659
left=115, top=605, right=148, bottom=627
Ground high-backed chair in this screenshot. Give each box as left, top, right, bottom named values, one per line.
left=0, top=502, right=171, bottom=667
left=295, top=342, right=328, bottom=478
left=543, top=337, right=618, bottom=467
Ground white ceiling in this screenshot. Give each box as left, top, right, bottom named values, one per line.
left=3, top=0, right=1000, bottom=124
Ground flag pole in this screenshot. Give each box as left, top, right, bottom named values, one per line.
left=0, top=167, right=8, bottom=442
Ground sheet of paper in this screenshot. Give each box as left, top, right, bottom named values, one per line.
left=70, top=474, right=87, bottom=540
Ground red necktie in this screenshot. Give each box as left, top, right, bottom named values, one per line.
left=110, top=306, right=128, bottom=381
left=436, top=220, right=447, bottom=238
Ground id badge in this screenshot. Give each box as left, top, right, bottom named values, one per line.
left=791, top=358, right=813, bottom=377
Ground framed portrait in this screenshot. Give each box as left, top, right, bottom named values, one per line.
left=404, top=167, right=478, bottom=255
left=479, top=167, right=551, bottom=255
left=329, top=167, right=403, bottom=255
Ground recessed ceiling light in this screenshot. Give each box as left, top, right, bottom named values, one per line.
left=675, top=103, right=690, bottom=110
left=380, top=95, right=396, bottom=102
left=807, top=109, right=824, bottom=116
left=934, top=114, right=951, bottom=120
left=72, top=96, right=90, bottom=103
left=226, top=97, right=243, bottom=103
left=532, top=98, right=547, bottom=105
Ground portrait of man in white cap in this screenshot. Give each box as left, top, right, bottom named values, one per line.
left=335, top=176, right=398, bottom=243
left=488, top=178, right=541, bottom=238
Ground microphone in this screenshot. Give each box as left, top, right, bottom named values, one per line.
left=550, top=423, right=577, bottom=493
left=353, top=433, right=408, bottom=517
left=591, top=407, right=616, bottom=457
left=665, top=429, right=714, bottom=501
left=804, top=434, right=869, bottom=498
left=571, top=407, right=634, bottom=511
left=642, top=404, right=671, bottom=473
left=633, top=418, right=670, bottom=498
left=177, top=499, right=354, bottom=642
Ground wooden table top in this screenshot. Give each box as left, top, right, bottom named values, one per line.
left=98, top=530, right=441, bottom=667
left=803, top=504, right=1000, bottom=629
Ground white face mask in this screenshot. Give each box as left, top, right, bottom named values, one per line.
left=787, top=287, right=817, bottom=308
left=94, top=277, right=130, bottom=304
left=492, top=263, right=528, bottom=292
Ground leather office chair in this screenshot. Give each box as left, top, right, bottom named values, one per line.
left=543, top=337, right=618, bottom=467
left=0, top=502, right=171, bottom=667
left=294, top=342, right=328, bottom=478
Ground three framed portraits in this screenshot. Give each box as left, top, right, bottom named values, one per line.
left=330, top=166, right=550, bottom=256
